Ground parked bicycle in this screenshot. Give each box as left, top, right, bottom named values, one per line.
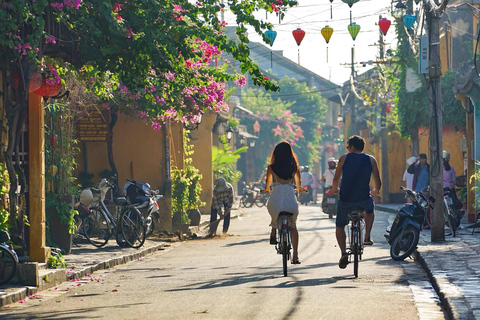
left=0, top=231, right=18, bottom=285
left=346, top=208, right=365, bottom=278
left=239, top=182, right=266, bottom=208
left=275, top=211, right=293, bottom=277
left=77, top=176, right=147, bottom=249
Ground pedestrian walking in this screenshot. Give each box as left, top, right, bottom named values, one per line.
left=262, top=141, right=303, bottom=264
left=403, top=156, right=416, bottom=189
left=208, top=177, right=234, bottom=237
left=332, top=135, right=382, bottom=269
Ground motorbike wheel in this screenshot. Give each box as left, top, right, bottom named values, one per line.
left=245, top=197, right=254, bottom=208
left=255, top=194, right=267, bottom=207
left=145, top=216, right=155, bottom=238
left=390, top=225, right=419, bottom=261
left=446, top=214, right=456, bottom=237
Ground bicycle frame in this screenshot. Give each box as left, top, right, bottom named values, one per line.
left=346, top=211, right=365, bottom=278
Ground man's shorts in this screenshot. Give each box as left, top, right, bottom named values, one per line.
left=336, top=197, right=375, bottom=227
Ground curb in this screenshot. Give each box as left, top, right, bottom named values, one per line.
left=0, top=241, right=168, bottom=308
left=375, top=204, right=400, bottom=214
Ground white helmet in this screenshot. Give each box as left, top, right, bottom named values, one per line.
left=328, top=157, right=336, bottom=163
left=442, top=150, right=450, bottom=160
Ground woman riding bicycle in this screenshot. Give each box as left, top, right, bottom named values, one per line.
left=262, top=141, right=303, bottom=265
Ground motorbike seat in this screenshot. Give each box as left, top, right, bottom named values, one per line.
left=114, top=197, right=127, bottom=205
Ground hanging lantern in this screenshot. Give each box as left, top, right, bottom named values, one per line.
left=378, top=18, right=391, bottom=36
left=292, top=28, right=306, bottom=66
left=253, top=120, right=261, bottom=133
left=292, top=28, right=305, bottom=46
left=265, top=30, right=277, bottom=47
left=402, top=14, right=416, bottom=30
left=386, top=104, right=392, bottom=114
left=12, top=69, right=43, bottom=92
left=49, top=134, right=59, bottom=147
left=321, top=25, right=333, bottom=44
left=348, top=22, right=361, bottom=41
left=321, top=25, right=334, bottom=63
left=34, top=77, right=62, bottom=98
left=341, top=0, right=359, bottom=8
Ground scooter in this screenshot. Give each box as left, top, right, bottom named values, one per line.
left=385, top=186, right=434, bottom=261
left=321, top=185, right=338, bottom=219
left=124, top=179, right=163, bottom=238
left=298, top=186, right=312, bottom=205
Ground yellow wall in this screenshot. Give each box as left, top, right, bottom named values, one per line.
left=76, top=118, right=166, bottom=192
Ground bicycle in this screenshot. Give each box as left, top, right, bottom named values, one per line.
left=346, top=207, right=365, bottom=278
left=0, top=231, right=18, bottom=285
left=275, top=211, right=293, bottom=277
left=81, top=177, right=147, bottom=248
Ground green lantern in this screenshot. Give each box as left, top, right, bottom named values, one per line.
left=348, top=22, right=361, bottom=41
left=341, top=0, right=359, bottom=8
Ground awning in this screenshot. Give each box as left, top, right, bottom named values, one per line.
left=238, top=131, right=258, bottom=139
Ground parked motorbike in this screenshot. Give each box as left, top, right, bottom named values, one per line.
left=123, top=179, right=162, bottom=238
left=385, top=186, right=435, bottom=261
left=443, top=187, right=464, bottom=234
left=321, top=185, right=337, bottom=219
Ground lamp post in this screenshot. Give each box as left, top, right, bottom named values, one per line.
left=226, top=126, right=234, bottom=143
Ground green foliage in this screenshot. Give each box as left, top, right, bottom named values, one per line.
left=45, top=103, right=80, bottom=234
left=470, top=162, right=480, bottom=209
left=0, top=163, right=10, bottom=232
left=171, top=130, right=206, bottom=221
left=48, top=249, right=67, bottom=269
left=212, top=136, right=246, bottom=184
left=441, top=70, right=466, bottom=127
left=393, top=22, right=429, bottom=140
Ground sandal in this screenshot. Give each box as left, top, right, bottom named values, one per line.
left=270, top=236, right=277, bottom=245
left=292, top=257, right=301, bottom=264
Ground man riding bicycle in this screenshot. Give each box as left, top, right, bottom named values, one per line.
left=332, top=135, right=382, bottom=269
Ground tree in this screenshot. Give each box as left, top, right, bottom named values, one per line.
left=274, top=76, right=327, bottom=165
left=0, top=0, right=298, bottom=247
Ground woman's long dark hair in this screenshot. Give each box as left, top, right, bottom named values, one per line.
left=269, top=141, right=299, bottom=180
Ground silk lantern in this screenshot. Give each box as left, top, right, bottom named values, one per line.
left=402, top=14, right=416, bottom=30
left=378, top=18, right=391, bottom=36
left=265, top=30, right=278, bottom=68
left=292, top=28, right=306, bottom=65
left=348, top=22, right=361, bottom=41
left=321, top=25, right=334, bottom=62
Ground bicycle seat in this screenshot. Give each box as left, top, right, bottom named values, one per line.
left=114, top=197, right=127, bottom=205
left=90, top=187, right=101, bottom=194
left=348, top=211, right=364, bottom=221
left=278, top=211, right=294, bottom=217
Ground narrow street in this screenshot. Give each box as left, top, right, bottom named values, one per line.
left=1, top=205, right=445, bottom=319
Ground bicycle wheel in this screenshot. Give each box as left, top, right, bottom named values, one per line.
left=83, top=207, right=111, bottom=247
left=120, top=207, right=146, bottom=248
left=255, top=194, right=267, bottom=207
left=0, top=246, right=17, bottom=285
left=239, top=196, right=246, bottom=208
left=282, top=237, right=288, bottom=277
left=353, top=224, right=359, bottom=278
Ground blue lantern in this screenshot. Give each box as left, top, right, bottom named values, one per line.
left=402, top=14, right=416, bottom=30
left=265, top=30, right=277, bottom=47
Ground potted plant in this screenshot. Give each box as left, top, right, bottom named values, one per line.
left=45, top=102, right=79, bottom=254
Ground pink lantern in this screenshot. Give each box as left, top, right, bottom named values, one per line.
left=378, top=18, right=391, bottom=36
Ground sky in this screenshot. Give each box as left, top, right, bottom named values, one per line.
left=224, top=0, right=402, bottom=85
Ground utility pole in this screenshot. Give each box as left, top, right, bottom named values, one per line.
left=350, top=47, right=357, bottom=136
left=425, top=0, right=450, bottom=242
left=379, top=15, right=389, bottom=204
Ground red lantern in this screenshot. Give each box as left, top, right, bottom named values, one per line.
left=34, top=77, right=62, bottom=98
left=386, top=104, right=392, bottom=114
left=378, top=18, right=391, bottom=36
left=12, top=70, right=43, bottom=92
left=253, top=120, right=261, bottom=133
left=49, top=134, right=58, bottom=147
left=292, top=28, right=305, bottom=46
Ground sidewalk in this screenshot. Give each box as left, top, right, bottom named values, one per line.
left=377, top=203, right=480, bottom=320
left=0, top=237, right=172, bottom=307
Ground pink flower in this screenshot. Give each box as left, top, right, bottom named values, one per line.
left=116, top=14, right=122, bottom=21
left=173, top=4, right=183, bottom=12
left=165, top=72, right=175, bottom=81
left=264, top=77, right=270, bottom=81
left=113, top=2, right=122, bottom=12
left=234, top=76, right=246, bottom=87
left=46, top=37, right=56, bottom=44
left=88, top=77, right=94, bottom=83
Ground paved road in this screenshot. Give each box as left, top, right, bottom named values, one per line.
left=0, top=204, right=446, bottom=319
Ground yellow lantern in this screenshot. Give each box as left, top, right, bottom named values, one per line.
left=321, top=25, right=334, bottom=62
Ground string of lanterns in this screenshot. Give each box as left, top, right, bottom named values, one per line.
left=265, top=0, right=396, bottom=65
